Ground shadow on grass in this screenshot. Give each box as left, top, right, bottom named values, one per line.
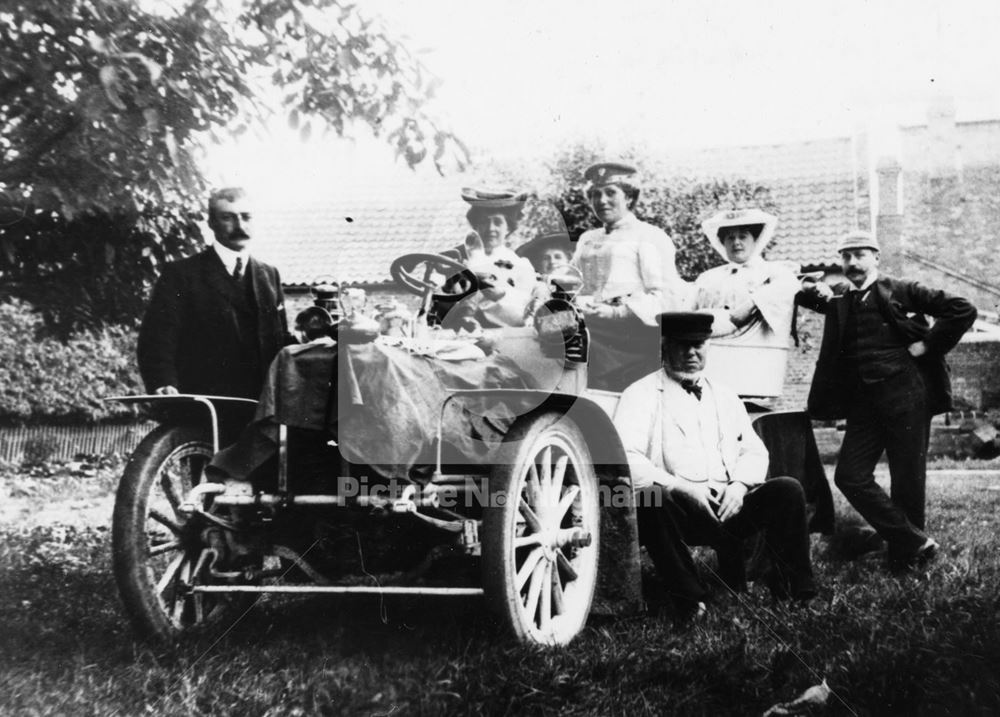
left=0, top=564, right=499, bottom=662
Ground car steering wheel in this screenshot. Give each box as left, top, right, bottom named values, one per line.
left=389, top=252, right=480, bottom=303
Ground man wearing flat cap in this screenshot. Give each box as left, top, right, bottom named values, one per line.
left=800, top=230, right=977, bottom=571
left=613, top=312, right=816, bottom=616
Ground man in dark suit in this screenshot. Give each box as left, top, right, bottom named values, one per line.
left=138, top=187, right=291, bottom=400
left=801, top=230, right=976, bottom=571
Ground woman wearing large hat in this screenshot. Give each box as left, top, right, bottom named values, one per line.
left=694, top=208, right=800, bottom=339
left=515, top=231, right=574, bottom=275
left=570, top=162, right=690, bottom=389
left=445, top=187, right=538, bottom=328
left=692, top=208, right=803, bottom=394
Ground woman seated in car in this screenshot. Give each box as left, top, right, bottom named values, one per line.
left=516, top=231, right=574, bottom=276
left=441, top=187, right=538, bottom=329
left=571, top=162, right=691, bottom=389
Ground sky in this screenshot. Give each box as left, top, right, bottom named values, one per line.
left=206, top=0, right=1000, bottom=202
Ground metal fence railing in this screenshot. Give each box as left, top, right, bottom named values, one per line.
left=0, top=423, right=156, bottom=463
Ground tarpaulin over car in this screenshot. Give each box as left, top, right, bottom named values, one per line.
left=211, top=339, right=534, bottom=481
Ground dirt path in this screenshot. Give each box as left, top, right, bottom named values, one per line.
left=0, top=469, right=118, bottom=530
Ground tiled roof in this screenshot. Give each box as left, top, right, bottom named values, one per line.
left=655, top=136, right=862, bottom=268
left=252, top=196, right=469, bottom=286
left=764, top=175, right=859, bottom=267
left=254, top=136, right=861, bottom=284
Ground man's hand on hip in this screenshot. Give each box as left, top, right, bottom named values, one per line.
left=717, top=482, right=749, bottom=522
left=154, top=385, right=179, bottom=395
left=907, top=340, right=928, bottom=358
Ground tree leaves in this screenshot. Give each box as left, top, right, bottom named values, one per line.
left=0, top=0, right=464, bottom=329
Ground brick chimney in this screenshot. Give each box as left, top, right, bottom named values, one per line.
left=876, top=155, right=903, bottom=275
left=852, top=126, right=872, bottom=230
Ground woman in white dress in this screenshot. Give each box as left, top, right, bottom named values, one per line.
left=570, top=162, right=690, bottom=389
left=693, top=208, right=803, bottom=396
left=444, top=187, right=537, bottom=329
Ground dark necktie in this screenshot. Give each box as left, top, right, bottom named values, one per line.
left=233, top=256, right=243, bottom=281
left=680, top=379, right=703, bottom=400
left=849, top=288, right=870, bottom=307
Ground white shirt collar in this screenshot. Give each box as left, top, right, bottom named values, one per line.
left=661, top=368, right=705, bottom=392
left=213, top=242, right=249, bottom=274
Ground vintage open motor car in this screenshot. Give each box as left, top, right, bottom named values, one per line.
left=108, top=252, right=833, bottom=647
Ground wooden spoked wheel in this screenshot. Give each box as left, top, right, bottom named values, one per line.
left=483, top=412, right=600, bottom=645
left=112, top=424, right=250, bottom=641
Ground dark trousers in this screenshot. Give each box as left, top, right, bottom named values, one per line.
left=636, top=477, right=814, bottom=606
left=834, top=369, right=931, bottom=563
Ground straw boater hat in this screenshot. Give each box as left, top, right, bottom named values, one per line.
left=460, top=187, right=529, bottom=236
left=515, top=232, right=575, bottom=266
left=460, top=187, right=529, bottom=210
left=701, top=208, right=779, bottom=261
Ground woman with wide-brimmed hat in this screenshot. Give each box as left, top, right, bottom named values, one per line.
left=515, top=231, right=574, bottom=275
left=444, top=187, right=538, bottom=328
left=570, top=162, right=690, bottom=389
left=692, top=208, right=804, bottom=395
left=694, top=208, right=801, bottom=342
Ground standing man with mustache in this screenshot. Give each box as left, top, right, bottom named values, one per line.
left=801, top=231, right=976, bottom=572
left=138, top=187, right=292, bottom=401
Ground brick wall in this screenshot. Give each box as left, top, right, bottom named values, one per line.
left=948, top=339, right=1000, bottom=410
left=899, top=117, right=1000, bottom=315
left=776, top=308, right=824, bottom=411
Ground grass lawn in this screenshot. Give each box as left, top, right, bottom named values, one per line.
left=1, top=460, right=999, bottom=716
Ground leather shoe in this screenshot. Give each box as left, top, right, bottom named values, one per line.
left=680, top=601, right=708, bottom=624
left=889, top=538, right=939, bottom=573
left=915, top=538, right=939, bottom=565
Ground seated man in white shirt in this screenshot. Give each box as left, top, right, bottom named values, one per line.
left=612, top=312, right=816, bottom=616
